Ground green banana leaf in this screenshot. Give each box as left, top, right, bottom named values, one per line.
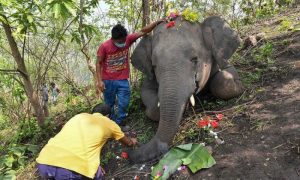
left=151, top=143, right=216, bottom=180
left=183, top=144, right=216, bottom=173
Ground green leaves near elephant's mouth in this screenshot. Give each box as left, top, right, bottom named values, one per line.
left=151, top=143, right=216, bottom=180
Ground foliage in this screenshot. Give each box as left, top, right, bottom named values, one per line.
left=240, top=69, right=263, bottom=87
left=0, top=114, right=8, bottom=130
left=278, top=19, right=293, bottom=31
left=128, top=85, right=143, bottom=114
left=12, top=117, right=56, bottom=144
left=0, top=144, right=39, bottom=180
left=254, top=42, right=274, bottom=65
left=103, top=0, right=142, bottom=32
left=240, top=0, right=284, bottom=24
left=151, top=143, right=216, bottom=179
left=181, top=8, right=200, bottom=23
left=0, top=0, right=41, bottom=34
left=255, top=0, right=276, bottom=19
left=100, top=151, right=115, bottom=166
left=46, top=0, right=78, bottom=20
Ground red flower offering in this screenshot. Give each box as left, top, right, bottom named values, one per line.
left=216, top=114, right=224, bottom=121
left=198, top=120, right=209, bottom=128
left=210, top=120, right=219, bottom=128
left=166, top=21, right=175, bottom=28
left=121, top=152, right=128, bottom=159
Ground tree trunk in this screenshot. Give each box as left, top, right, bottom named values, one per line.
left=142, top=0, right=150, bottom=26
left=2, top=20, right=45, bottom=125
left=79, top=0, right=97, bottom=88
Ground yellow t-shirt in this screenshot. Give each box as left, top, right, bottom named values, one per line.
left=36, top=113, right=124, bottom=178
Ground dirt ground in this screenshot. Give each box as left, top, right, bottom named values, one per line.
left=190, top=59, right=300, bottom=179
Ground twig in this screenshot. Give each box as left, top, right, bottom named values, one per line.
left=109, top=166, right=137, bottom=178
left=195, top=95, right=206, bottom=113
left=239, top=38, right=264, bottom=59
left=216, top=127, right=229, bottom=134
left=272, top=143, right=285, bottom=149
left=203, top=100, right=254, bottom=114
left=235, top=88, right=247, bottom=104
left=296, top=167, right=300, bottom=176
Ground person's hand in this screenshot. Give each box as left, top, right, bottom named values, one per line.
left=158, top=18, right=166, bottom=23
left=96, top=80, right=105, bottom=93
left=131, top=138, right=138, bottom=146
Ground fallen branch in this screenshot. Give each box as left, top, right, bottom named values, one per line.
left=199, top=99, right=255, bottom=114
left=272, top=143, right=285, bottom=149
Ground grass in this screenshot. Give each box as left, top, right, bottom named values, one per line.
left=250, top=118, right=273, bottom=131
left=126, top=111, right=157, bottom=144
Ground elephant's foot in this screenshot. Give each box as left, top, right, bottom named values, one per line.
left=128, top=138, right=168, bottom=163
left=209, top=66, right=244, bottom=100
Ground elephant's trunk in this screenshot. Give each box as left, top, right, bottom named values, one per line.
left=129, top=68, right=193, bottom=163
left=157, top=76, right=187, bottom=143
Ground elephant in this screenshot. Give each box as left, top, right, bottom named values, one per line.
left=129, top=16, right=244, bottom=163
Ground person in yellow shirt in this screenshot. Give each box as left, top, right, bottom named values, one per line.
left=36, top=103, right=137, bottom=179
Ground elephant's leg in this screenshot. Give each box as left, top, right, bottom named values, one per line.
left=209, top=66, right=244, bottom=100
left=141, top=78, right=160, bottom=121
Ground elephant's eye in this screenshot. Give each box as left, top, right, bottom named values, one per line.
left=190, top=57, right=198, bottom=64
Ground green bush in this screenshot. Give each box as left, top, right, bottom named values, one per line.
left=254, top=42, right=274, bottom=65
left=0, top=144, right=39, bottom=180
left=128, top=78, right=144, bottom=114
left=278, top=19, right=293, bottom=31
left=12, top=117, right=56, bottom=145
left=12, top=118, right=40, bottom=144
left=0, top=114, right=9, bottom=130
left=240, top=69, right=263, bottom=87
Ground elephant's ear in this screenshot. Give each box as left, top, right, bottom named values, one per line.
left=131, top=35, right=154, bottom=79
left=202, top=16, right=241, bottom=69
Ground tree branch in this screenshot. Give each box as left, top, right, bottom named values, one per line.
left=0, top=69, right=19, bottom=74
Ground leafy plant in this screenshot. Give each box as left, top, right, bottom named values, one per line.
left=278, top=19, right=293, bottom=31
left=128, top=84, right=143, bottom=114
left=182, top=8, right=200, bottom=23
left=254, top=42, right=274, bottom=65
left=0, top=144, right=39, bottom=180
left=46, top=0, right=78, bottom=20
left=151, top=143, right=216, bottom=180
left=12, top=118, right=40, bottom=144
left=240, top=70, right=263, bottom=87
left=12, top=117, right=56, bottom=144
left=100, top=151, right=115, bottom=166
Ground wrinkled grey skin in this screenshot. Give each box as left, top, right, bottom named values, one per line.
left=129, top=16, right=244, bottom=163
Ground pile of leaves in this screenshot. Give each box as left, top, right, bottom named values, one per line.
left=151, top=143, right=215, bottom=180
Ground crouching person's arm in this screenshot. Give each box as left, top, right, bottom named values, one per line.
left=119, top=136, right=138, bottom=147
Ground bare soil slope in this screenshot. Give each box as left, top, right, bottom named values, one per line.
left=190, top=9, right=300, bottom=180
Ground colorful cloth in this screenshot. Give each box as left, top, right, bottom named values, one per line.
left=36, top=113, right=124, bottom=178
left=97, top=33, right=140, bottom=80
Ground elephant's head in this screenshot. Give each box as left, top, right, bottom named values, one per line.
left=129, top=16, right=240, bottom=163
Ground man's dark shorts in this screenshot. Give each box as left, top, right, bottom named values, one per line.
left=37, top=164, right=103, bottom=180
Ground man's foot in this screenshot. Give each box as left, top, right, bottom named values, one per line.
left=120, top=125, right=130, bottom=132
